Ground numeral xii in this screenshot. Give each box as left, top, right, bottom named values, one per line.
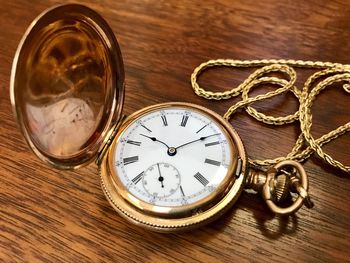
left=180, top=115, right=189, bottom=127
left=161, top=115, right=168, bottom=126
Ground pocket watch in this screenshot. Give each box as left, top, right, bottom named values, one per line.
left=10, top=4, right=312, bottom=232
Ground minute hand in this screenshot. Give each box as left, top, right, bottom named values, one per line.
left=175, top=133, right=220, bottom=149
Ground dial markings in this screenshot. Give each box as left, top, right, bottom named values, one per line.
left=205, top=141, right=220, bottom=147
left=204, top=158, right=221, bottom=166
left=132, top=171, right=144, bottom=184
left=196, top=123, right=209, bottom=133
left=114, top=106, right=233, bottom=207
left=127, top=140, right=141, bottom=146
left=194, top=172, right=209, bottom=186
left=180, top=115, right=189, bottom=127
left=161, top=115, right=168, bottom=126
left=123, top=156, right=139, bottom=165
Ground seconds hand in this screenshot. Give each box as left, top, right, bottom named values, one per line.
left=157, top=163, right=164, bottom=188
left=175, top=133, right=221, bottom=149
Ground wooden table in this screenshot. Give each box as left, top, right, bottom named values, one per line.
left=1, top=0, right=349, bottom=262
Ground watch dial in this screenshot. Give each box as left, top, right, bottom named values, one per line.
left=112, top=106, right=235, bottom=207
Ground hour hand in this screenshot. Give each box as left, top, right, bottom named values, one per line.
left=140, top=134, right=170, bottom=149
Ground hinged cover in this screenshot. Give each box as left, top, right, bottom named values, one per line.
left=10, top=4, right=125, bottom=169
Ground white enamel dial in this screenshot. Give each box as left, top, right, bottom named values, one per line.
left=113, top=106, right=233, bottom=207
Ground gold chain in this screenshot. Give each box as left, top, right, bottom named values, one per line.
left=191, top=59, right=350, bottom=173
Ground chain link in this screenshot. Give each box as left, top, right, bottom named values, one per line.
left=191, top=59, right=350, bottom=173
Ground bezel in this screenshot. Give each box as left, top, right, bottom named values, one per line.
left=99, top=102, right=248, bottom=232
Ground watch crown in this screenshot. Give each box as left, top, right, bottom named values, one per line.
left=272, top=173, right=290, bottom=203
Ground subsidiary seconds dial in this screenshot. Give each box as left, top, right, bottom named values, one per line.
left=113, top=106, right=233, bottom=207
left=142, top=163, right=181, bottom=199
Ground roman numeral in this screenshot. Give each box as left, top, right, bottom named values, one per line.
left=123, top=156, right=139, bottom=165
left=140, top=124, right=152, bottom=133
left=161, top=115, right=168, bottom=126
left=204, top=158, right=221, bottom=166
left=127, top=140, right=141, bottom=146
left=205, top=141, right=220, bottom=147
left=194, top=172, right=209, bottom=186
left=180, top=186, right=185, bottom=197
left=196, top=123, right=209, bottom=133
left=180, top=115, right=189, bottom=127
left=132, top=171, right=144, bottom=184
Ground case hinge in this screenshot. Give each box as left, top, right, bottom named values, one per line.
left=96, top=115, right=127, bottom=166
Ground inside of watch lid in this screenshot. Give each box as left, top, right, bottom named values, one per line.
left=12, top=7, right=121, bottom=166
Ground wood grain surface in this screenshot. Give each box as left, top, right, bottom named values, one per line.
left=1, top=0, right=349, bottom=262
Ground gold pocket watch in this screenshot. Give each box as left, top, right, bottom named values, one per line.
left=10, top=4, right=312, bottom=232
